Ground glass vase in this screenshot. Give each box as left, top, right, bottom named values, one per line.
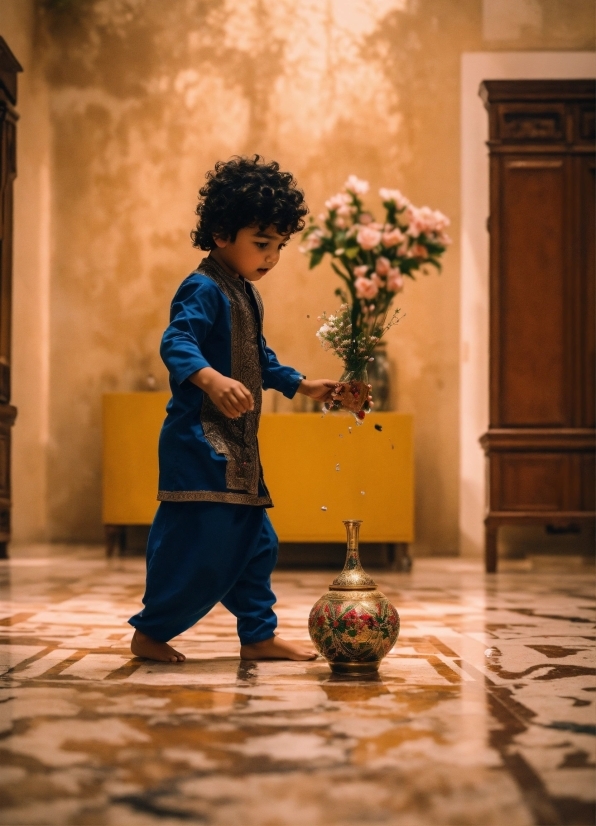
left=325, top=365, right=369, bottom=414
left=367, top=344, right=392, bottom=411
left=308, top=520, right=400, bottom=675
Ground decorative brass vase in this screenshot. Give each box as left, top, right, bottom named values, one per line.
left=308, top=520, right=400, bottom=675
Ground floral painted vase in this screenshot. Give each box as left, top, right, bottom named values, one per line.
left=308, top=520, right=400, bottom=675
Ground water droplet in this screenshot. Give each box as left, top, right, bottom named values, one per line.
left=321, top=506, right=328, bottom=511
left=306, top=314, right=310, bottom=318
left=339, top=434, right=343, bottom=438
left=374, top=424, right=383, bottom=432
left=335, top=463, right=340, bottom=471
left=348, top=427, right=352, bottom=434
left=360, top=491, right=365, bottom=496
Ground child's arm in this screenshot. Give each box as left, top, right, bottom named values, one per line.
left=260, top=341, right=305, bottom=399
left=161, top=279, right=217, bottom=385
left=189, top=367, right=253, bottom=419
left=161, top=277, right=254, bottom=419
left=296, top=379, right=337, bottom=404
left=260, top=341, right=337, bottom=405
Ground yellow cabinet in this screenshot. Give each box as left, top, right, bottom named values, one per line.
left=102, top=392, right=169, bottom=526
left=102, top=393, right=414, bottom=550
left=258, top=413, right=413, bottom=543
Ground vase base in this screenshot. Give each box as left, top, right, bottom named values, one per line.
left=328, top=660, right=380, bottom=676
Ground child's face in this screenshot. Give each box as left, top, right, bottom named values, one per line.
left=213, top=225, right=290, bottom=282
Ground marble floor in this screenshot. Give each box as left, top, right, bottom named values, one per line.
left=0, top=546, right=594, bottom=826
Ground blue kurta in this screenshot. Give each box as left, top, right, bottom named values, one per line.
left=157, top=256, right=303, bottom=506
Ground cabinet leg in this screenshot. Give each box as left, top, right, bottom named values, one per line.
left=0, top=542, right=7, bottom=560
left=105, top=525, right=126, bottom=558
left=485, top=523, right=498, bottom=573
left=387, top=542, right=412, bottom=572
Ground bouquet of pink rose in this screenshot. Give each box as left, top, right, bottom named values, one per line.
left=300, top=175, right=451, bottom=416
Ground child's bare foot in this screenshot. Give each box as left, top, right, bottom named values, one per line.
left=240, top=636, right=318, bottom=661
left=131, top=629, right=186, bottom=663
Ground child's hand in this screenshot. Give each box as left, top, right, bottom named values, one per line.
left=297, top=379, right=338, bottom=404
left=191, top=367, right=254, bottom=419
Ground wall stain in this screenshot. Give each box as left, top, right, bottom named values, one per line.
left=29, top=0, right=594, bottom=541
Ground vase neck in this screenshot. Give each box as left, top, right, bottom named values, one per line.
left=342, top=366, right=368, bottom=383
left=345, top=520, right=360, bottom=552
left=329, top=520, right=377, bottom=591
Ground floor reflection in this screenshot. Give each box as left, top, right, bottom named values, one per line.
left=0, top=548, right=593, bottom=825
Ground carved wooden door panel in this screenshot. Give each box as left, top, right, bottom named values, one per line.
left=0, top=38, right=21, bottom=556
left=480, top=80, right=596, bottom=572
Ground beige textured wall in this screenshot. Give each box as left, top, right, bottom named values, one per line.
left=0, top=0, right=52, bottom=542
left=8, top=0, right=595, bottom=550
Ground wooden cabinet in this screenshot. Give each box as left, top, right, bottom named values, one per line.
left=102, top=393, right=414, bottom=561
left=0, top=39, right=20, bottom=557
left=480, top=80, right=595, bottom=572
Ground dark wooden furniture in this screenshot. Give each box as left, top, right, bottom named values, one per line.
left=480, top=79, right=595, bottom=573
left=0, top=39, right=21, bottom=558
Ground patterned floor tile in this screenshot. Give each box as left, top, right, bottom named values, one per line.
left=0, top=547, right=593, bottom=825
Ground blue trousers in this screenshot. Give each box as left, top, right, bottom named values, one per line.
left=128, top=502, right=278, bottom=645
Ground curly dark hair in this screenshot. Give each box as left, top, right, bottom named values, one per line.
left=191, top=155, right=308, bottom=250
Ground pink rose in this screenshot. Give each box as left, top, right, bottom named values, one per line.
left=431, top=210, right=450, bottom=232
left=353, top=265, right=369, bottom=278
left=375, top=256, right=391, bottom=276
left=405, top=207, right=424, bottom=238
left=299, top=230, right=323, bottom=253
left=381, top=227, right=405, bottom=248
left=325, top=192, right=351, bottom=211
left=356, top=225, right=382, bottom=250
left=406, top=205, right=450, bottom=237
left=344, top=175, right=369, bottom=195
left=379, top=188, right=410, bottom=210
left=355, top=275, right=380, bottom=299
left=411, top=243, right=428, bottom=259
left=387, top=268, right=404, bottom=292
left=359, top=212, right=374, bottom=225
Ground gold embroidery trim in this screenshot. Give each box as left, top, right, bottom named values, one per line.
left=158, top=490, right=272, bottom=506
left=196, top=257, right=265, bottom=495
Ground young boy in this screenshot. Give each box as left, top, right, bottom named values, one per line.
left=129, top=156, right=337, bottom=663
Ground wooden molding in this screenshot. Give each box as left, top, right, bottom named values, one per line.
left=480, top=428, right=596, bottom=453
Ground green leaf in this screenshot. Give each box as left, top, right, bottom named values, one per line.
left=344, top=246, right=359, bottom=259
left=330, top=261, right=349, bottom=280
left=309, top=249, right=325, bottom=269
